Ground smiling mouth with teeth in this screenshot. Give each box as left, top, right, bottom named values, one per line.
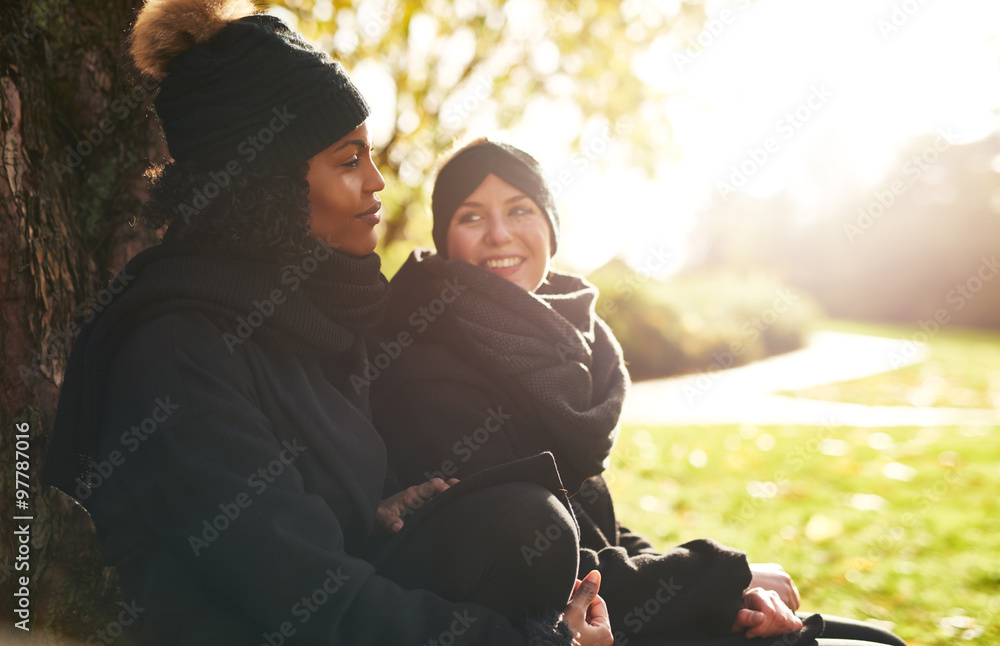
left=484, top=257, right=523, bottom=269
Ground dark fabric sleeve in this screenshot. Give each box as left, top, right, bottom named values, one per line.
left=578, top=538, right=751, bottom=642
left=571, top=475, right=657, bottom=557
left=617, top=525, right=659, bottom=556
left=93, top=313, right=562, bottom=646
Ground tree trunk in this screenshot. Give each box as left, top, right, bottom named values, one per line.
left=1, top=0, right=161, bottom=640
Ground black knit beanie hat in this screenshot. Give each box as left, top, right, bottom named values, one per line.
left=431, top=140, right=560, bottom=259
left=130, top=0, right=369, bottom=174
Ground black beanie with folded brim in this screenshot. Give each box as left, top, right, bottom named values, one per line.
left=132, top=0, right=370, bottom=175
left=431, top=141, right=560, bottom=258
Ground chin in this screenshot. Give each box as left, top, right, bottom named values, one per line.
left=506, top=276, right=535, bottom=293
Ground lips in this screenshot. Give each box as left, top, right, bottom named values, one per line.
left=483, top=256, right=523, bottom=269
left=356, top=201, right=381, bottom=224
left=481, top=255, right=524, bottom=277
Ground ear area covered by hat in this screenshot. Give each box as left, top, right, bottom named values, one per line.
left=130, top=0, right=258, bottom=81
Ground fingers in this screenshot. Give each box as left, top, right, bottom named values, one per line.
left=374, top=503, right=403, bottom=534
left=405, top=478, right=451, bottom=507
left=749, top=563, right=801, bottom=611
left=584, top=593, right=614, bottom=645
left=566, top=571, right=601, bottom=619
left=742, top=589, right=776, bottom=639
left=376, top=477, right=460, bottom=535
left=577, top=570, right=601, bottom=597
left=564, top=572, right=613, bottom=646
left=379, top=504, right=405, bottom=533
left=430, top=477, right=451, bottom=492
left=741, top=588, right=802, bottom=639
left=731, top=608, right=764, bottom=633
left=773, top=569, right=800, bottom=611
left=389, top=478, right=458, bottom=533
left=587, top=592, right=611, bottom=624
left=419, top=477, right=450, bottom=497
left=423, top=477, right=454, bottom=498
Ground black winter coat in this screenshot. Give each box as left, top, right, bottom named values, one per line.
left=43, top=244, right=569, bottom=645
left=371, top=251, right=753, bottom=641
left=86, top=310, right=565, bottom=644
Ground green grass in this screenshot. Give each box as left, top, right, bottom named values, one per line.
left=779, top=320, right=1000, bottom=410
left=609, top=319, right=1000, bottom=646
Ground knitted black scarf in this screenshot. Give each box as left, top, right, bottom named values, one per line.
left=386, top=249, right=629, bottom=485
left=42, top=239, right=390, bottom=496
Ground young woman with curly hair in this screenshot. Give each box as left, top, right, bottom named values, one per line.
left=42, top=2, right=611, bottom=644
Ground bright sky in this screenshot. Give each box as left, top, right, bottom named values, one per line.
left=511, top=0, right=1000, bottom=276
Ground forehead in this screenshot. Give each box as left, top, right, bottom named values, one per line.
left=464, top=173, right=529, bottom=202
left=342, top=122, right=369, bottom=141
left=320, top=123, right=371, bottom=156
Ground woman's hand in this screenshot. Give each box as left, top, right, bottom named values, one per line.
left=732, top=587, right=803, bottom=639
left=749, top=562, right=800, bottom=611
left=563, top=570, right=613, bottom=646
left=375, top=478, right=458, bottom=534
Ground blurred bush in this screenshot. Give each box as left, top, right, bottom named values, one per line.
left=588, top=260, right=823, bottom=381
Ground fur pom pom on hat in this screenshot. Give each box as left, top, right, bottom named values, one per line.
left=129, top=0, right=369, bottom=174
left=130, top=0, right=257, bottom=82
left=431, top=139, right=560, bottom=258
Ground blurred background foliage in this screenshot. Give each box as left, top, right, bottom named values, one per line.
left=685, top=134, right=1000, bottom=329
left=275, top=0, right=828, bottom=377
left=590, top=262, right=822, bottom=380
left=276, top=0, right=999, bottom=382
left=275, top=0, right=711, bottom=272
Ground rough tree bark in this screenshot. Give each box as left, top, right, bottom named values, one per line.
left=1, top=0, right=161, bottom=641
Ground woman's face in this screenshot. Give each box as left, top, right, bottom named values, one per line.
left=305, top=122, right=385, bottom=256
left=445, top=173, right=551, bottom=292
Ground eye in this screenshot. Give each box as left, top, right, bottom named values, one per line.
left=342, top=156, right=361, bottom=168
left=510, top=205, right=534, bottom=217
left=457, top=211, right=481, bottom=224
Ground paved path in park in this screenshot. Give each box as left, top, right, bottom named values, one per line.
left=621, top=331, right=1000, bottom=427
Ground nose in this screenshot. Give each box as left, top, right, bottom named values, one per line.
left=366, top=158, right=386, bottom=193
left=486, top=214, right=513, bottom=246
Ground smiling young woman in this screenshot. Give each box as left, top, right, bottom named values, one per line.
left=371, top=139, right=909, bottom=646
left=444, top=173, right=552, bottom=292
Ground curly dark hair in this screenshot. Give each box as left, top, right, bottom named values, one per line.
left=142, top=160, right=314, bottom=262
